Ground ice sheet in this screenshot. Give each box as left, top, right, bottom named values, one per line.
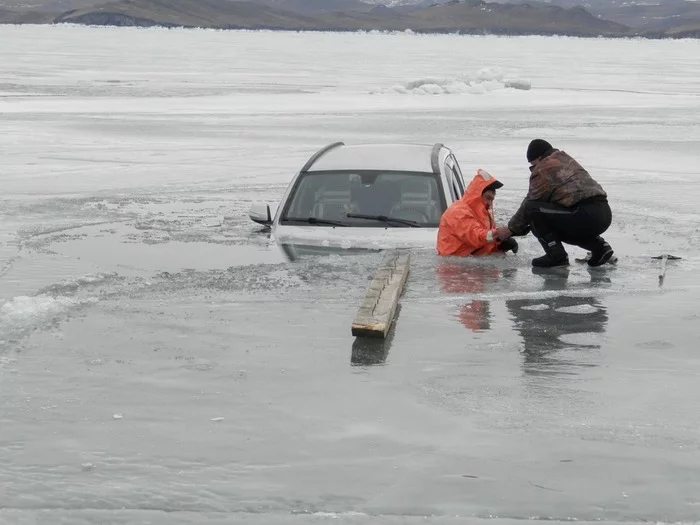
left=0, top=25, right=699, bottom=524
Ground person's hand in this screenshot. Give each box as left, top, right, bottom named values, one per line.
left=494, top=226, right=513, bottom=241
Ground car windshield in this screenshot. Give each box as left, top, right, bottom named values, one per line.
left=280, top=170, right=445, bottom=227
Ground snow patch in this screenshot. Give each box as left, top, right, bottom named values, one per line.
left=311, top=511, right=369, bottom=517
left=0, top=294, right=98, bottom=339
left=1, top=294, right=79, bottom=321
left=520, top=304, right=550, bottom=311
left=371, top=67, right=531, bottom=95
left=0, top=355, right=17, bottom=369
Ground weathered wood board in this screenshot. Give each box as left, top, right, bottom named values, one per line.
left=351, top=250, right=410, bottom=339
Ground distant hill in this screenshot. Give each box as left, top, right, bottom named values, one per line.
left=646, top=20, right=700, bottom=38
left=0, top=0, right=97, bottom=12
left=1, top=0, right=699, bottom=37
left=51, top=0, right=629, bottom=36
left=0, top=6, right=55, bottom=22
left=54, top=0, right=322, bottom=29
left=401, top=0, right=628, bottom=36
left=257, top=0, right=374, bottom=14
left=0, top=0, right=376, bottom=13
left=593, top=0, right=700, bottom=32
left=493, top=0, right=700, bottom=31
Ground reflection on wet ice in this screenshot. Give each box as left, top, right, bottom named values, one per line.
left=435, top=260, right=502, bottom=333
left=507, top=294, right=608, bottom=375
left=435, top=259, right=611, bottom=376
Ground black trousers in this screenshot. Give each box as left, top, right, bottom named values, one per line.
left=523, top=197, right=612, bottom=251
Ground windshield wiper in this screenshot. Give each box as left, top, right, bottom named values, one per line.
left=284, top=216, right=348, bottom=227
left=346, top=213, right=421, bottom=228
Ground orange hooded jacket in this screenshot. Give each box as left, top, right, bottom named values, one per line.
left=436, top=169, right=503, bottom=256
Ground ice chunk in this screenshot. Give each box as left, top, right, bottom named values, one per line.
left=373, top=67, right=531, bottom=95
left=556, top=305, right=600, bottom=314
left=560, top=332, right=604, bottom=346
left=521, top=304, right=550, bottom=311
left=1, top=294, right=77, bottom=320
left=505, top=78, right=532, bottom=90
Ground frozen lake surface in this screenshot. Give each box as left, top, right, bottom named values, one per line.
left=1, top=25, right=700, bottom=524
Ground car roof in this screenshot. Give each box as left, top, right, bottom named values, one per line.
left=304, top=143, right=445, bottom=174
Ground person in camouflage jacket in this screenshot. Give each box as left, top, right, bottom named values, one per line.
left=495, top=139, right=614, bottom=268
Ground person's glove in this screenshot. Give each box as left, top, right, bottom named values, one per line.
left=498, top=238, right=518, bottom=254
left=494, top=226, right=513, bottom=241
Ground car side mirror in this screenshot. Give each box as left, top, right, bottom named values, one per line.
left=249, top=203, right=273, bottom=226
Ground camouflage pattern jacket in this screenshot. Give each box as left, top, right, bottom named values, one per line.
left=507, top=149, right=607, bottom=235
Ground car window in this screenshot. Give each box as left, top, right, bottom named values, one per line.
left=280, top=170, right=446, bottom=227
left=451, top=155, right=467, bottom=193
left=451, top=166, right=464, bottom=199
left=444, top=157, right=463, bottom=202
left=444, top=158, right=456, bottom=201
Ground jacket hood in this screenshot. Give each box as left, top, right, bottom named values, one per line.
left=463, top=169, right=503, bottom=208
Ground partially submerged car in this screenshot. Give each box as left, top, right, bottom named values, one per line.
left=249, top=141, right=470, bottom=255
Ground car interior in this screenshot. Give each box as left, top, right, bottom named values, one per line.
left=283, top=172, right=444, bottom=226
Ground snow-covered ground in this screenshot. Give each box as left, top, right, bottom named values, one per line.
left=1, top=25, right=700, bottom=524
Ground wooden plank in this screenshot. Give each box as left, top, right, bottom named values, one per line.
left=351, top=250, right=410, bottom=339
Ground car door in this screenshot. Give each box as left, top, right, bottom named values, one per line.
left=444, top=155, right=465, bottom=203
left=450, top=155, right=467, bottom=195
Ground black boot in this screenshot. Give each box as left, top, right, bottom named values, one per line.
left=586, top=237, right=614, bottom=267
left=575, top=236, right=615, bottom=266
left=532, top=238, right=569, bottom=268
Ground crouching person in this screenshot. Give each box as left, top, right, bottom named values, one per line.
left=495, top=139, right=614, bottom=268
left=437, top=169, right=518, bottom=257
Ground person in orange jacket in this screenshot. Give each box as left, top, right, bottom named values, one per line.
left=437, top=168, right=518, bottom=256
